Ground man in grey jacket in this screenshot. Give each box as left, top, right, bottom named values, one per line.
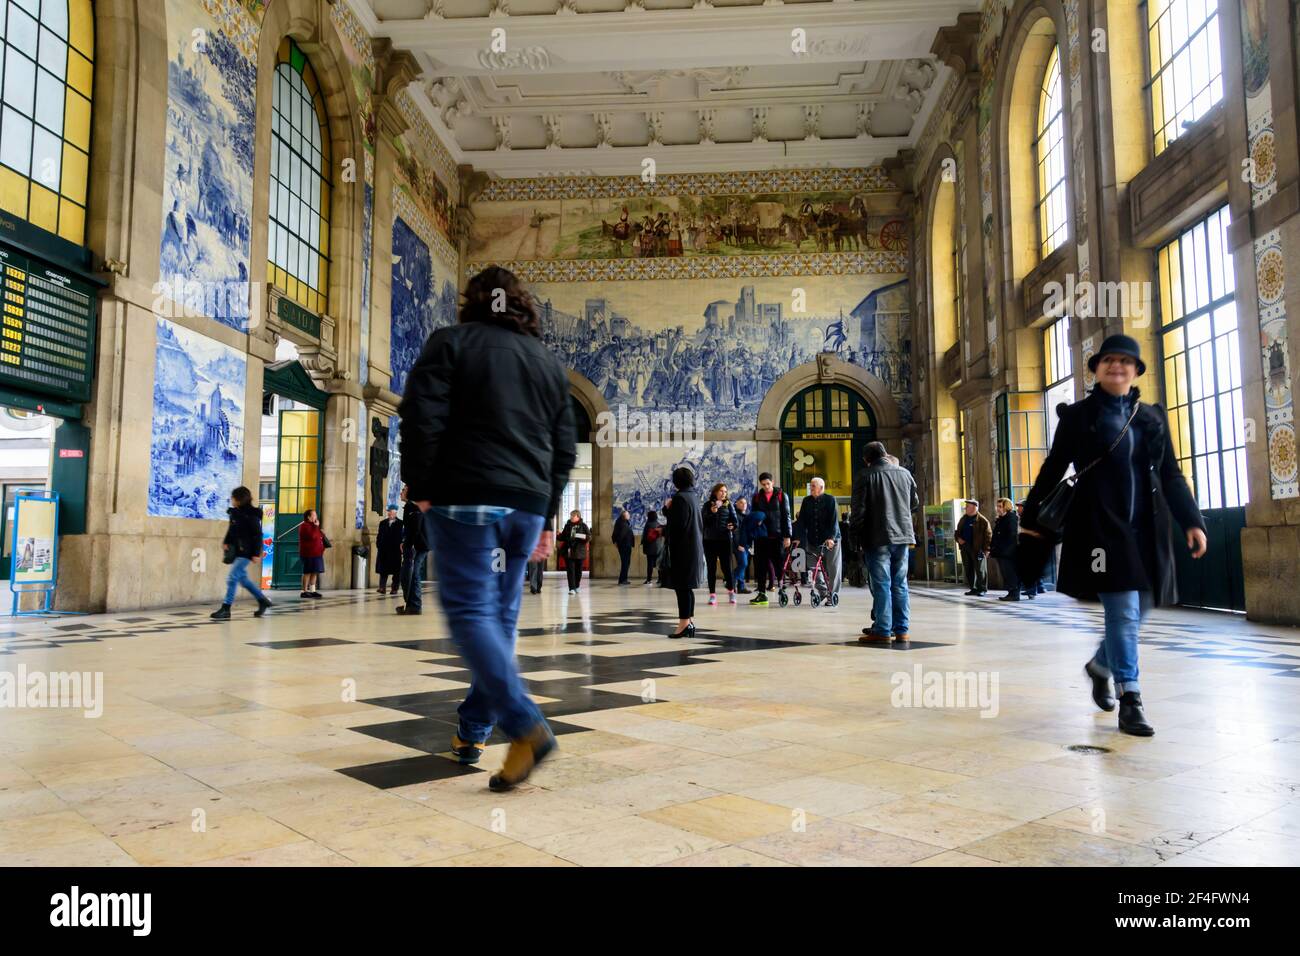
left=850, top=442, right=920, bottom=643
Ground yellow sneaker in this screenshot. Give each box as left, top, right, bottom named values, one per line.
left=488, top=724, right=557, bottom=792
left=450, top=735, right=487, bottom=765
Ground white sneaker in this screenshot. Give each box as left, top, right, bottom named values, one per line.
left=728, top=591, right=737, bottom=604
left=708, top=593, right=717, bottom=606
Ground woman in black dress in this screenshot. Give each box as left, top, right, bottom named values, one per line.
left=664, top=467, right=706, bottom=638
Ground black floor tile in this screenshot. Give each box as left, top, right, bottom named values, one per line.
left=246, top=637, right=356, bottom=649
left=337, top=754, right=481, bottom=789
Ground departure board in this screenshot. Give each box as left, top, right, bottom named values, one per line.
left=0, top=243, right=97, bottom=404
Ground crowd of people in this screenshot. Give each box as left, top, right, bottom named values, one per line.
left=210, top=263, right=1208, bottom=793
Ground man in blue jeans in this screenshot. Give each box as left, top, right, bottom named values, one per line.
left=849, top=442, right=919, bottom=643
left=398, top=266, right=577, bottom=792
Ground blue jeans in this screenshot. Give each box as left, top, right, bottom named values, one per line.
left=224, top=556, right=266, bottom=605
left=1094, top=590, right=1150, bottom=695
left=427, top=508, right=548, bottom=743
left=401, top=547, right=428, bottom=611
left=734, top=546, right=749, bottom=587
left=867, top=544, right=910, bottom=636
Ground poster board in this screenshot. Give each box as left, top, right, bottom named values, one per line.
left=10, top=493, right=58, bottom=586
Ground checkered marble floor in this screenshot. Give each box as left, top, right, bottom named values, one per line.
left=1, top=579, right=1298, bottom=866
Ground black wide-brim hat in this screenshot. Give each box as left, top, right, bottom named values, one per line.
left=1087, top=333, right=1146, bottom=376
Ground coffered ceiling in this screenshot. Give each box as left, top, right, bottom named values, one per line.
left=350, top=0, right=980, bottom=176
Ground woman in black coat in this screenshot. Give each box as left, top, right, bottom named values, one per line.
left=556, top=511, right=591, bottom=594
left=664, top=467, right=706, bottom=638
left=1021, top=335, right=1207, bottom=737
left=700, top=482, right=739, bottom=604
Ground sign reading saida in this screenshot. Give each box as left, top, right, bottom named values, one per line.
left=0, top=243, right=97, bottom=404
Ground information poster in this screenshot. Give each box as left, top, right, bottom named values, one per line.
left=11, top=495, right=58, bottom=585
left=260, top=502, right=276, bottom=590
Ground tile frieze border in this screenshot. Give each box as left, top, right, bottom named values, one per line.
left=471, top=251, right=909, bottom=282
left=474, top=166, right=897, bottom=203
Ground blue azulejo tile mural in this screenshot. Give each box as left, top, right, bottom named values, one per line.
left=159, top=0, right=256, bottom=331
left=148, top=319, right=247, bottom=520
left=612, top=442, right=758, bottom=533
left=389, top=217, right=459, bottom=397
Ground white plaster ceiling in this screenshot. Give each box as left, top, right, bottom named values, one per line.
left=351, top=0, right=979, bottom=176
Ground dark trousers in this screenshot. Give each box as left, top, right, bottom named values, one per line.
left=378, top=572, right=399, bottom=593
left=755, top=538, right=784, bottom=593
left=644, top=554, right=658, bottom=582
left=960, top=546, right=987, bottom=593
left=703, top=539, right=733, bottom=593
left=996, top=556, right=1020, bottom=597
left=617, top=544, right=633, bottom=583
left=676, top=586, right=695, bottom=619
left=566, top=557, right=584, bottom=590
left=526, top=560, right=544, bottom=592
left=401, top=548, right=428, bottom=610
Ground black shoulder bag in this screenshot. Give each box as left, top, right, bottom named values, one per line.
left=1034, top=401, right=1140, bottom=536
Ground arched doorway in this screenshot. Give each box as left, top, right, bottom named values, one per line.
left=556, top=395, right=594, bottom=574
left=778, top=383, right=877, bottom=513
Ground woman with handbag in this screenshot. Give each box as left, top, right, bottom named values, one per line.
left=1020, top=335, right=1207, bottom=736
left=701, top=483, right=738, bottom=605
left=556, top=511, right=590, bottom=594
left=298, top=509, right=327, bottom=598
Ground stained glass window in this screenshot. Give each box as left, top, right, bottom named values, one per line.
left=268, top=37, right=330, bottom=317
left=0, top=0, right=93, bottom=244
left=1145, top=0, right=1223, bottom=155
left=1035, top=46, right=1068, bottom=258
left=1157, top=206, right=1245, bottom=509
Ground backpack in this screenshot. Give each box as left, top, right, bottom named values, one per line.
left=646, top=526, right=662, bottom=544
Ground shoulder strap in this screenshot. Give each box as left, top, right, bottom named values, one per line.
left=1075, top=400, right=1141, bottom=481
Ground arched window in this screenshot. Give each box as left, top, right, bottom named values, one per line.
left=268, top=37, right=330, bottom=317
left=1034, top=46, right=1067, bottom=258
left=781, top=384, right=876, bottom=433
left=1146, top=0, right=1224, bottom=154
left=0, top=0, right=94, bottom=244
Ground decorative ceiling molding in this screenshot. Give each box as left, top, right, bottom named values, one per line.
left=377, top=0, right=972, bottom=178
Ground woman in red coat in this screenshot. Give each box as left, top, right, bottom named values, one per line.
left=298, top=509, right=326, bottom=598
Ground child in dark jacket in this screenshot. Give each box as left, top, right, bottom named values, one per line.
left=212, top=486, right=272, bottom=620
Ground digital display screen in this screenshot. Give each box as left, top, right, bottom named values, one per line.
left=0, top=243, right=96, bottom=404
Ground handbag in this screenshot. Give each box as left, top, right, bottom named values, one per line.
left=1034, top=400, right=1140, bottom=535
left=321, top=533, right=332, bottom=550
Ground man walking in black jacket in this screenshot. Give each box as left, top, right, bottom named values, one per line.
left=397, top=485, right=429, bottom=615
left=748, top=472, right=792, bottom=606
left=398, top=266, right=576, bottom=792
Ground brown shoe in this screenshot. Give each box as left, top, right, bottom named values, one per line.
left=858, top=630, right=893, bottom=643
left=893, top=632, right=910, bottom=642
left=488, top=724, right=558, bottom=792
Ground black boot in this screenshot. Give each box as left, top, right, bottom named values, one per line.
left=254, top=598, right=273, bottom=618
left=1084, top=660, right=1116, bottom=712
left=210, top=604, right=231, bottom=620
left=1118, top=691, right=1154, bottom=736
